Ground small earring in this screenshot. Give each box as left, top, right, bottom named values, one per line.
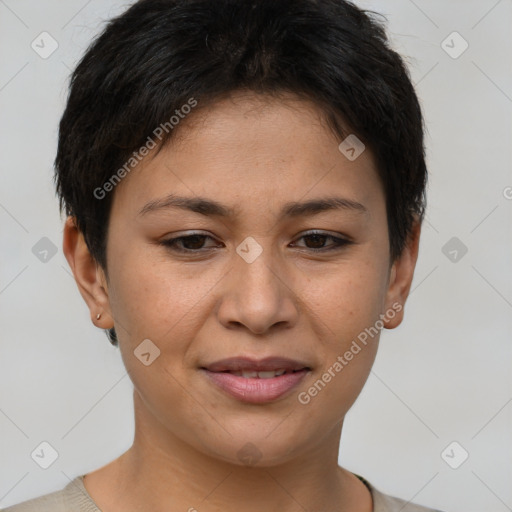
left=96, top=313, right=101, bottom=320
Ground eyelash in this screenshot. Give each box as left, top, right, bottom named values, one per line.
left=159, top=231, right=352, bottom=253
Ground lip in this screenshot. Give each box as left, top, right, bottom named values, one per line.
left=202, top=356, right=311, bottom=373
left=200, top=356, right=311, bottom=404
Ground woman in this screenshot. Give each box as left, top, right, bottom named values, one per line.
left=3, top=0, right=443, bottom=510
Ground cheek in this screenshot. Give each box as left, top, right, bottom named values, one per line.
left=107, top=248, right=224, bottom=344
left=293, top=261, right=385, bottom=412
left=299, top=259, right=388, bottom=338
left=297, top=344, right=378, bottom=429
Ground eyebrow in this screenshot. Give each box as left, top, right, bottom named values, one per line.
left=138, top=194, right=369, bottom=219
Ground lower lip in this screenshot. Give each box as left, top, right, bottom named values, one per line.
left=201, top=369, right=309, bottom=404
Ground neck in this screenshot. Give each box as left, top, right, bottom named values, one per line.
left=84, top=391, right=373, bottom=512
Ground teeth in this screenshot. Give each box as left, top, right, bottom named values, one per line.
left=258, top=370, right=280, bottom=379
left=229, top=369, right=288, bottom=378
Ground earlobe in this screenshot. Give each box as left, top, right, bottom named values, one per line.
left=62, top=216, right=114, bottom=329
left=383, top=219, right=422, bottom=330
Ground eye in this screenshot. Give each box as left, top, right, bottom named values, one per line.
left=159, top=233, right=222, bottom=253
left=159, top=230, right=352, bottom=254
left=291, top=231, right=352, bottom=252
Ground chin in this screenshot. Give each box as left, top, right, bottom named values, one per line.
left=196, top=427, right=311, bottom=468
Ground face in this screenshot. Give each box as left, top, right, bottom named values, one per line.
left=65, top=91, right=420, bottom=467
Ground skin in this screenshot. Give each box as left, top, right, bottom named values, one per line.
left=63, top=91, right=421, bottom=512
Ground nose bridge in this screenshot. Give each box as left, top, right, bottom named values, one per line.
left=234, top=235, right=283, bottom=299
left=217, top=235, right=298, bottom=333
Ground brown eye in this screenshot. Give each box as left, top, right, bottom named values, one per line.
left=160, top=234, right=220, bottom=252
left=293, top=231, right=351, bottom=252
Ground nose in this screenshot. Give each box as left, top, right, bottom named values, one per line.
left=216, top=245, right=300, bottom=335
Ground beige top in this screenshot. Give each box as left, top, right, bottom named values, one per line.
left=1, top=474, right=444, bottom=511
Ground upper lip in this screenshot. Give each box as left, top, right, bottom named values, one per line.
left=202, top=356, right=311, bottom=373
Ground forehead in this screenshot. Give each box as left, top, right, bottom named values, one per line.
left=112, top=91, right=383, bottom=219
left=167, top=91, right=355, bottom=166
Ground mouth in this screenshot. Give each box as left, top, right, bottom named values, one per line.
left=211, top=368, right=307, bottom=378
left=200, top=356, right=312, bottom=404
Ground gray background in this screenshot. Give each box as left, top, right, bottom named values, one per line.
left=1, top=1, right=511, bottom=510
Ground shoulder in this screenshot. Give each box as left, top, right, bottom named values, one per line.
left=1, top=476, right=100, bottom=512
left=356, top=475, right=445, bottom=512
left=1, top=487, right=66, bottom=512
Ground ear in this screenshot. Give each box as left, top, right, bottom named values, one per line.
left=382, top=218, right=422, bottom=329
left=62, top=216, right=114, bottom=330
